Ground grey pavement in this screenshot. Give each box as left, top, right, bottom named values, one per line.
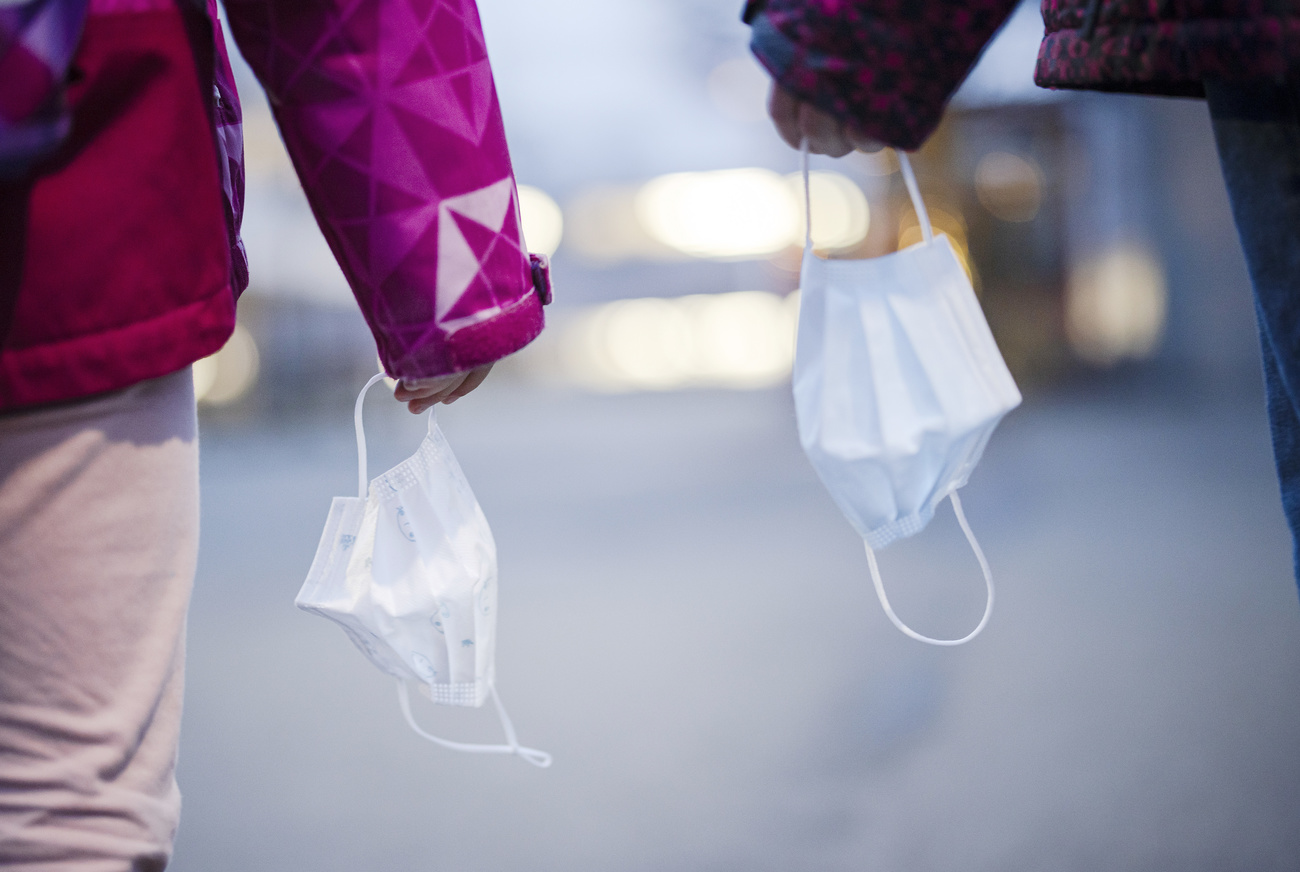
left=171, top=376, right=1300, bottom=872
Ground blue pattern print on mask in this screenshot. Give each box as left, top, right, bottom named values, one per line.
left=395, top=506, right=416, bottom=541
left=411, top=652, right=437, bottom=682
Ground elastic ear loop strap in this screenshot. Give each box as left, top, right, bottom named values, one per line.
left=354, top=373, right=552, bottom=767
left=865, top=492, right=994, bottom=646
left=896, top=151, right=934, bottom=244
left=354, top=372, right=387, bottom=498
left=801, top=144, right=932, bottom=247
left=804, top=149, right=965, bottom=641
left=398, top=681, right=553, bottom=768
left=354, top=372, right=448, bottom=497
left=801, top=139, right=813, bottom=248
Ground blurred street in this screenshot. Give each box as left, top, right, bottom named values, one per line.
left=172, top=373, right=1300, bottom=871
left=168, top=1, right=1300, bottom=868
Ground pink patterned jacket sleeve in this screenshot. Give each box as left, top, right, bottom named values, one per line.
left=222, top=0, right=547, bottom=380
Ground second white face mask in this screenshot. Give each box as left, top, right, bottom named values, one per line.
left=794, top=149, right=1021, bottom=646
left=297, top=373, right=551, bottom=767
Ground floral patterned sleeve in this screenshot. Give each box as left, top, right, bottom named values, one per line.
left=744, top=0, right=1021, bottom=150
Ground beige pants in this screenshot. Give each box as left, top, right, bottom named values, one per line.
left=0, top=369, right=198, bottom=871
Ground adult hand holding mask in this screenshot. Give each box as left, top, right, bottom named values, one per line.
left=793, top=147, right=1021, bottom=645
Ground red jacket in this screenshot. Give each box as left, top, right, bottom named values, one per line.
left=0, top=0, right=234, bottom=410
left=745, top=0, right=1300, bottom=150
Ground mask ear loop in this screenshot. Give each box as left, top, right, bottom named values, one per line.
left=801, top=138, right=813, bottom=251
left=354, top=371, right=388, bottom=498
left=397, top=681, right=553, bottom=768
left=896, top=150, right=934, bottom=245
left=353, top=371, right=441, bottom=496
left=803, top=144, right=932, bottom=246
left=864, top=492, right=994, bottom=646
left=354, top=373, right=552, bottom=768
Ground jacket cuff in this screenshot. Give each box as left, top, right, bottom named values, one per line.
left=747, top=12, right=794, bottom=83
left=747, top=3, right=1017, bottom=152
left=382, top=280, right=548, bottom=380
left=441, top=291, right=546, bottom=374
left=748, top=11, right=937, bottom=150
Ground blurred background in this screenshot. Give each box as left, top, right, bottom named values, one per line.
left=172, top=1, right=1300, bottom=869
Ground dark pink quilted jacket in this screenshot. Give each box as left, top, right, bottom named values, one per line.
left=746, top=0, right=1300, bottom=150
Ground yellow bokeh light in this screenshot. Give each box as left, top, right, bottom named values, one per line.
left=898, top=208, right=975, bottom=284
left=564, top=185, right=682, bottom=263
left=566, top=169, right=869, bottom=263
left=194, top=324, right=260, bottom=406
left=784, top=171, right=870, bottom=249
left=635, top=169, right=799, bottom=259
left=558, top=291, right=799, bottom=392
left=1066, top=241, right=1168, bottom=366
left=601, top=297, right=697, bottom=389
left=679, top=292, right=796, bottom=387
left=857, top=149, right=899, bottom=177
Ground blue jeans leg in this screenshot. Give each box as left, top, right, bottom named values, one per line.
left=1206, top=78, right=1300, bottom=590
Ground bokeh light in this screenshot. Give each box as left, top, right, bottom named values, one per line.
left=785, top=171, right=871, bottom=249
left=517, top=184, right=564, bottom=257
left=974, top=151, right=1043, bottom=222
left=1066, top=241, right=1168, bottom=366
left=567, top=169, right=869, bottom=262
left=898, top=208, right=975, bottom=284
left=194, top=324, right=260, bottom=406
left=635, top=169, right=799, bottom=259
left=557, top=290, right=799, bottom=391
left=857, top=149, right=899, bottom=176
left=564, top=185, right=684, bottom=263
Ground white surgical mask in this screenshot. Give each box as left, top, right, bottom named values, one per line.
left=794, top=148, right=1022, bottom=646
left=298, top=373, right=551, bottom=766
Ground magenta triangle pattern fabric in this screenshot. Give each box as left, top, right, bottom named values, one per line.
left=223, top=0, right=545, bottom=378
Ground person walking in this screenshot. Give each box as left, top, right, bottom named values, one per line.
left=0, top=0, right=549, bottom=866
left=743, top=0, right=1300, bottom=588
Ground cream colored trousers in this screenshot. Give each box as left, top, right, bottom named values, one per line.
left=0, top=369, right=197, bottom=871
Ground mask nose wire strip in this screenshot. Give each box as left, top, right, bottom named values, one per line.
left=864, top=491, right=994, bottom=646
left=397, top=681, right=554, bottom=768
left=354, top=371, right=388, bottom=498
left=897, top=151, right=934, bottom=244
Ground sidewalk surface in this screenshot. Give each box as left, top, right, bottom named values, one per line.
left=172, top=377, right=1300, bottom=872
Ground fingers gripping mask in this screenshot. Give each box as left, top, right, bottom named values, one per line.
left=297, top=373, right=551, bottom=767
left=793, top=148, right=1022, bottom=646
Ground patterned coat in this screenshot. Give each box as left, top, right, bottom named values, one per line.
left=0, top=0, right=549, bottom=410
left=745, top=0, right=1300, bottom=150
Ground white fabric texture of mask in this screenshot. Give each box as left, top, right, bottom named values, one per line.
left=793, top=147, right=1022, bottom=646
left=297, top=373, right=551, bottom=767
